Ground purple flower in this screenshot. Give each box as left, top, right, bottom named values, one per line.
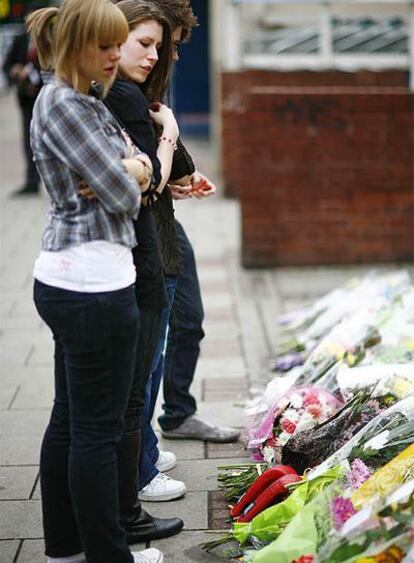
left=347, top=458, right=371, bottom=490
left=273, top=352, right=305, bottom=372
left=332, top=496, right=357, bottom=529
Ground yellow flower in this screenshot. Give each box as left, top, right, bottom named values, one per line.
left=352, top=445, right=414, bottom=509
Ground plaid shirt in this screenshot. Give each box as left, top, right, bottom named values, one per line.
left=31, top=80, right=141, bottom=251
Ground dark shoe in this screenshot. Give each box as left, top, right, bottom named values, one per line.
left=117, top=430, right=184, bottom=544
left=122, top=505, right=183, bottom=544
left=161, top=415, right=240, bottom=443
left=11, top=184, right=39, bottom=197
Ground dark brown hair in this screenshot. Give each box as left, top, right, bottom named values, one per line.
left=150, top=0, right=198, bottom=42
left=114, top=0, right=173, bottom=100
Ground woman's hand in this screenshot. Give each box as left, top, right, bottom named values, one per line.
left=190, top=172, right=217, bottom=199
left=121, top=130, right=137, bottom=159
left=149, top=103, right=179, bottom=141
left=122, top=154, right=153, bottom=192
left=78, top=180, right=97, bottom=200
left=169, top=183, right=192, bottom=200
left=135, top=153, right=153, bottom=191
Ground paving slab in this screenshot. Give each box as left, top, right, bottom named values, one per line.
left=201, top=320, right=240, bottom=339
left=0, top=539, right=20, bottom=563
left=205, top=442, right=249, bottom=460
left=14, top=539, right=45, bottom=563
left=194, top=358, right=247, bottom=379
left=0, top=365, right=50, bottom=389
left=167, top=458, right=249, bottom=492
left=0, top=383, right=18, bottom=411
left=157, top=436, right=205, bottom=461
left=0, top=337, right=34, bottom=368
left=0, top=500, right=42, bottom=539
left=196, top=403, right=246, bottom=429
left=0, top=466, right=38, bottom=500
left=0, top=411, right=49, bottom=436
left=151, top=531, right=223, bottom=562
left=141, top=492, right=208, bottom=530
left=10, top=377, right=53, bottom=410
left=1, top=436, right=42, bottom=466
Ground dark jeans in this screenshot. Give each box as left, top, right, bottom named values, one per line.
left=139, top=274, right=177, bottom=488
left=126, top=207, right=166, bottom=435
left=20, top=97, right=40, bottom=189
left=158, top=221, right=204, bottom=431
left=34, top=280, right=138, bottom=563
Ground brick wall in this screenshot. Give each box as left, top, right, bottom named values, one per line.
left=221, top=70, right=409, bottom=198
left=220, top=71, right=413, bottom=266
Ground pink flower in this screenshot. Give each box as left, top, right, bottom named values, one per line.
left=303, top=389, right=320, bottom=407
left=347, top=459, right=371, bottom=490
left=307, top=404, right=322, bottom=419
left=281, top=419, right=296, bottom=434
left=332, top=496, right=357, bottom=529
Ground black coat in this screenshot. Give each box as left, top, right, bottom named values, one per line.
left=2, top=32, right=42, bottom=102
left=105, top=79, right=195, bottom=276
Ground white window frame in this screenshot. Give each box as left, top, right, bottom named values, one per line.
left=224, top=0, right=414, bottom=89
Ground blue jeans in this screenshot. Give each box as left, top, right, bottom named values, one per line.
left=139, top=274, right=177, bottom=488
left=34, top=280, right=138, bottom=563
left=159, top=221, right=204, bottom=431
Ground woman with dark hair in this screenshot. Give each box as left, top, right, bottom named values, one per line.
left=28, top=0, right=163, bottom=561
left=133, top=0, right=240, bottom=504
left=103, top=0, right=185, bottom=543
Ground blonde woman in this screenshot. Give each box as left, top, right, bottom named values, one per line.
left=28, top=0, right=163, bottom=561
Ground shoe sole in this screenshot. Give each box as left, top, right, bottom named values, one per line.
left=161, top=431, right=240, bottom=443
left=138, top=490, right=186, bottom=502
left=132, top=552, right=164, bottom=563
left=155, top=460, right=177, bottom=472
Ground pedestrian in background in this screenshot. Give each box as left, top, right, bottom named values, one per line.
left=28, top=0, right=163, bottom=561
left=2, top=2, right=42, bottom=196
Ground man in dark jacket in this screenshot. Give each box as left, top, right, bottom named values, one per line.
left=3, top=16, right=42, bottom=196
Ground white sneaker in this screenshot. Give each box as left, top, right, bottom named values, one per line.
left=155, top=450, right=177, bottom=472
left=132, top=548, right=164, bottom=562
left=138, top=472, right=186, bottom=502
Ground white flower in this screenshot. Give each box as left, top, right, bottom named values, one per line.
left=363, top=430, right=390, bottom=451
left=296, top=413, right=315, bottom=432
left=283, top=408, right=300, bottom=423
left=262, top=446, right=275, bottom=463
left=278, top=431, right=292, bottom=446
left=290, top=393, right=303, bottom=409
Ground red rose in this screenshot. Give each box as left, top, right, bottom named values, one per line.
left=266, top=437, right=278, bottom=448
left=281, top=419, right=296, bottom=434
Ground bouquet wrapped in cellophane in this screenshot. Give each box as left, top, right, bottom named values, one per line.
left=273, top=271, right=411, bottom=372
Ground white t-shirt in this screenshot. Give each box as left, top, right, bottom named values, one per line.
left=34, top=240, right=135, bottom=293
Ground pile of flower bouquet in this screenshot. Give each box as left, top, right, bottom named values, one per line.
left=204, top=271, right=414, bottom=562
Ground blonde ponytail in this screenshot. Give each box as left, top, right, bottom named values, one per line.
left=25, top=0, right=128, bottom=94
left=26, top=7, right=59, bottom=70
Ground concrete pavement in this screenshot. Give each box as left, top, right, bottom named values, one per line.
left=1, top=90, right=412, bottom=563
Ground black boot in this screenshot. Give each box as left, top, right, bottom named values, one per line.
left=117, top=430, right=184, bottom=544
